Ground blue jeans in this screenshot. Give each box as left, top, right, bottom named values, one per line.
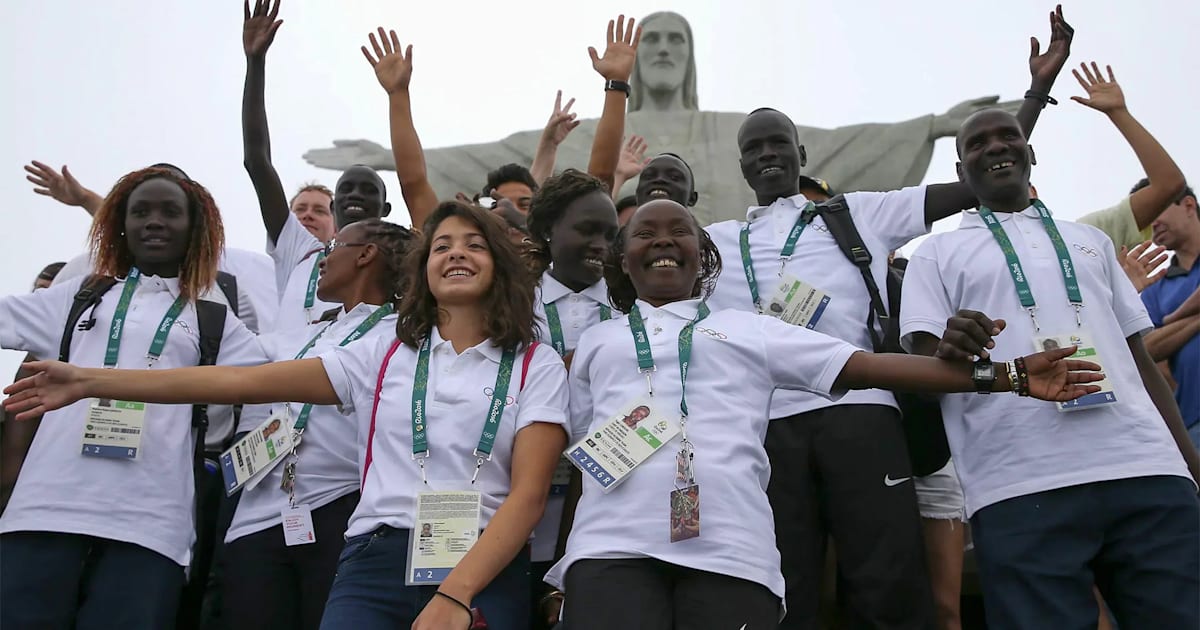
left=320, top=526, right=530, bottom=630
left=970, top=475, right=1199, bottom=629
left=0, top=531, right=185, bottom=630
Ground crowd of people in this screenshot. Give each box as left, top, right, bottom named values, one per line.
left=1, top=2, right=1197, bottom=630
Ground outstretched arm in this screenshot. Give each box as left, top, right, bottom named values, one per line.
left=1143, top=317, right=1200, bottom=363
left=363, top=28, right=438, bottom=229
left=924, top=5, right=1074, bottom=222
left=530, top=91, right=581, bottom=185
left=242, top=0, right=290, bottom=243
left=25, top=161, right=105, bottom=216
left=587, top=15, right=642, bottom=192
left=2, top=359, right=338, bottom=421
left=1071, top=63, right=1186, bottom=230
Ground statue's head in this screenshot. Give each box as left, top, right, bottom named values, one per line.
left=630, top=11, right=698, bottom=112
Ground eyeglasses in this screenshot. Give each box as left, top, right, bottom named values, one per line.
left=324, top=239, right=370, bottom=256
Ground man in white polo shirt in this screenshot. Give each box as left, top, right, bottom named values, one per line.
left=900, top=103, right=1199, bottom=629
left=702, top=10, right=1077, bottom=627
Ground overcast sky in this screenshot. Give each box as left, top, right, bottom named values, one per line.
left=2, top=0, right=1197, bottom=375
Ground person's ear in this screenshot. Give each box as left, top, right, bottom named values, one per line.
left=955, top=162, right=965, bottom=183
left=687, top=191, right=699, bottom=207
left=798, top=144, right=808, bottom=168
left=1028, top=145, right=1037, bottom=166
left=381, top=201, right=392, bottom=218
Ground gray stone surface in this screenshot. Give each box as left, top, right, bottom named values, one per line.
left=304, top=12, right=1017, bottom=225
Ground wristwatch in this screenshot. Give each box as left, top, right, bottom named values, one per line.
left=972, top=360, right=996, bottom=394
left=604, top=79, right=631, bottom=96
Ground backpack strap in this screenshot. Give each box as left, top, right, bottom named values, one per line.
left=363, top=338, right=404, bottom=489
left=815, top=195, right=890, bottom=352
left=59, top=275, right=118, bottom=363
left=215, top=271, right=239, bottom=318
left=520, top=341, right=540, bottom=391
left=191, top=300, right=227, bottom=545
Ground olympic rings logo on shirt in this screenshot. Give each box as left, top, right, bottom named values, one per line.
left=696, top=327, right=728, bottom=340
left=483, top=387, right=517, bottom=406
left=1072, top=243, right=1098, bottom=257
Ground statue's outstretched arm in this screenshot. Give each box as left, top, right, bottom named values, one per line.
left=241, top=0, right=290, bottom=244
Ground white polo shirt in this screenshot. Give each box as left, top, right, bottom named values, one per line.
left=531, top=272, right=618, bottom=562
left=319, top=328, right=569, bottom=537
left=0, top=274, right=267, bottom=565
left=705, top=187, right=928, bottom=419
left=900, top=206, right=1193, bottom=517
left=225, top=303, right=397, bottom=544
left=545, top=300, right=859, bottom=600
left=269, top=212, right=336, bottom=332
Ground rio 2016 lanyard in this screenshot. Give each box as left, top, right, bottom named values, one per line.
left=280, top=303, right=395, bottom=504
left=543, top=301, right=613, bottom=357
left=978, top=200, right=1084, bottom=332
left=303, top=250, right=326, bottom=320
left=739, top=201, right=818, bottom=313
left=627, top=301, right=710, bottom=484
left=105, top=267, right=188, bottom=369
left=411, top=337, right=518, bottom=484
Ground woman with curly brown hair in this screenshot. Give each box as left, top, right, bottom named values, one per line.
left=5, top=201, right=570, bottom=630
left=0, top=166, right=266, bottom=628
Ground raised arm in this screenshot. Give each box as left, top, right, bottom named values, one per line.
left=610, top=135, right=649, bottom=200
left=587, top=15, right=642, bottom=192
left=1143, top=316, right=1200, bottom=363
left=2, top=359, right=338, bottom=421
left=924, top=4, right=1074, bottom=222
left=1071, top=63, right=1186, bottom=230
left=241, top=0, right=290, bottom=243
left=362, top=28, right=438, bottom=229
left=530, top=91, right=581, bottom=185
left=25, top=161, right=104, bottom=216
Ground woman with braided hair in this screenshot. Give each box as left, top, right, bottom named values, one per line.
left=0, top=166, right=267, bottom=628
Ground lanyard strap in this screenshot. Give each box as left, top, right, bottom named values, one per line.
left=411, top=337, right=518, bottom=482
left=978, top=201, right=1084, bottom=329
left=739, top=201, right=816, bottom=311
left=626, top=302, right=710, bottom=417
left=304, top=252, right=326, bottom=310
left=292, top=304, right=395, bottom=432
left=544, top=301, right=613, bottom=357
left=104, top=267, right=189, bottom=368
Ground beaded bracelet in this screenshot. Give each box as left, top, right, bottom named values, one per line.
left=1013, top=356, right=1031, bottom=396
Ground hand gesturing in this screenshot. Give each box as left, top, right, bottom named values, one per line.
left=1070, top=62, right=1126, bottom=115
left=1028, top=4, right=1074, bottom=90
left=542, top=90, right=580, bottom=147
left=589, top=15, right=643, bottom=82
left=362, top=28, right=413, bottom=95
left=243, top=0, right=282, bottom=58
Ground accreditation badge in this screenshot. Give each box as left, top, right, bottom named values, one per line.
left=406, top=482, right=482, bottom=585
left=1032, top=328, right=1118, bottom=412
left=82, top=399, right=146, bottom=459
left=219, top=408, right=295, bottom=495
left=765, top=274, right=831, bottom=329
left=565, top=396, right=679, bottom=493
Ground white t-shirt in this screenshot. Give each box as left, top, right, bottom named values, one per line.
left=268, top=212, right=337, bottom=332
left=0, top=275, right=267, bottom=565
left=530, top=272, right=618, bottom=563
left=705, top=187, right=928, bottom=419
left=900, top=206, right=1193, bottom=517
left=319, top=329, right=569, bottom=537
left=545, top=300, right=859, bottom=600
left=225, top=303, right=397, bottom=544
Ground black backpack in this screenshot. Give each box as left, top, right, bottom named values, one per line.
left=815, top=195, right=951, bottom=477
left=59, top=273, right=229, bottom=564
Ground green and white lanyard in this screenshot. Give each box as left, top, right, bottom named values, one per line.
left=411, top=338, right=518, bottom=484
left=627, top=301, right=710, bottom=484
left=739, top=201, right=817, bottom=312
left=303, top=251, right=326, bottom=320
left=544, top=301, right=613, bottom=357
left=281, top=303, right=394, bottom=504
left=105, top=267, right=188, bottom=369
left=978, top=200, right=1084, bottom=332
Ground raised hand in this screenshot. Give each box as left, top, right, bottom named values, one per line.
left=589, top=15, right=643, bottom=82
left=542, top=91, right=580, bottom=147
left=2, top=361, right=89, bottom=422
left=1028, top=4, right=1074, bottom=90
left=1021, top=346, right=1105, bottom=402
left=25, top=161, right=90, bottom=207
left=1118, top=240, right=1169, bottom=292
left=243, top=0, right=282, bottom=58
left=616, top=135, right=650, bottom=181
left=1070, top=62, right=1126, bottom=114
left=362, top=28, right=413, bottom=95
left=936, top=310, right=1006, bottom=361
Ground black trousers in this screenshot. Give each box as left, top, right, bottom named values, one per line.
left=563, top=558, right=780, bottom=630
left=766, top=404, right=934, bottom=630
left=220, top=491, right=360, bottom=630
